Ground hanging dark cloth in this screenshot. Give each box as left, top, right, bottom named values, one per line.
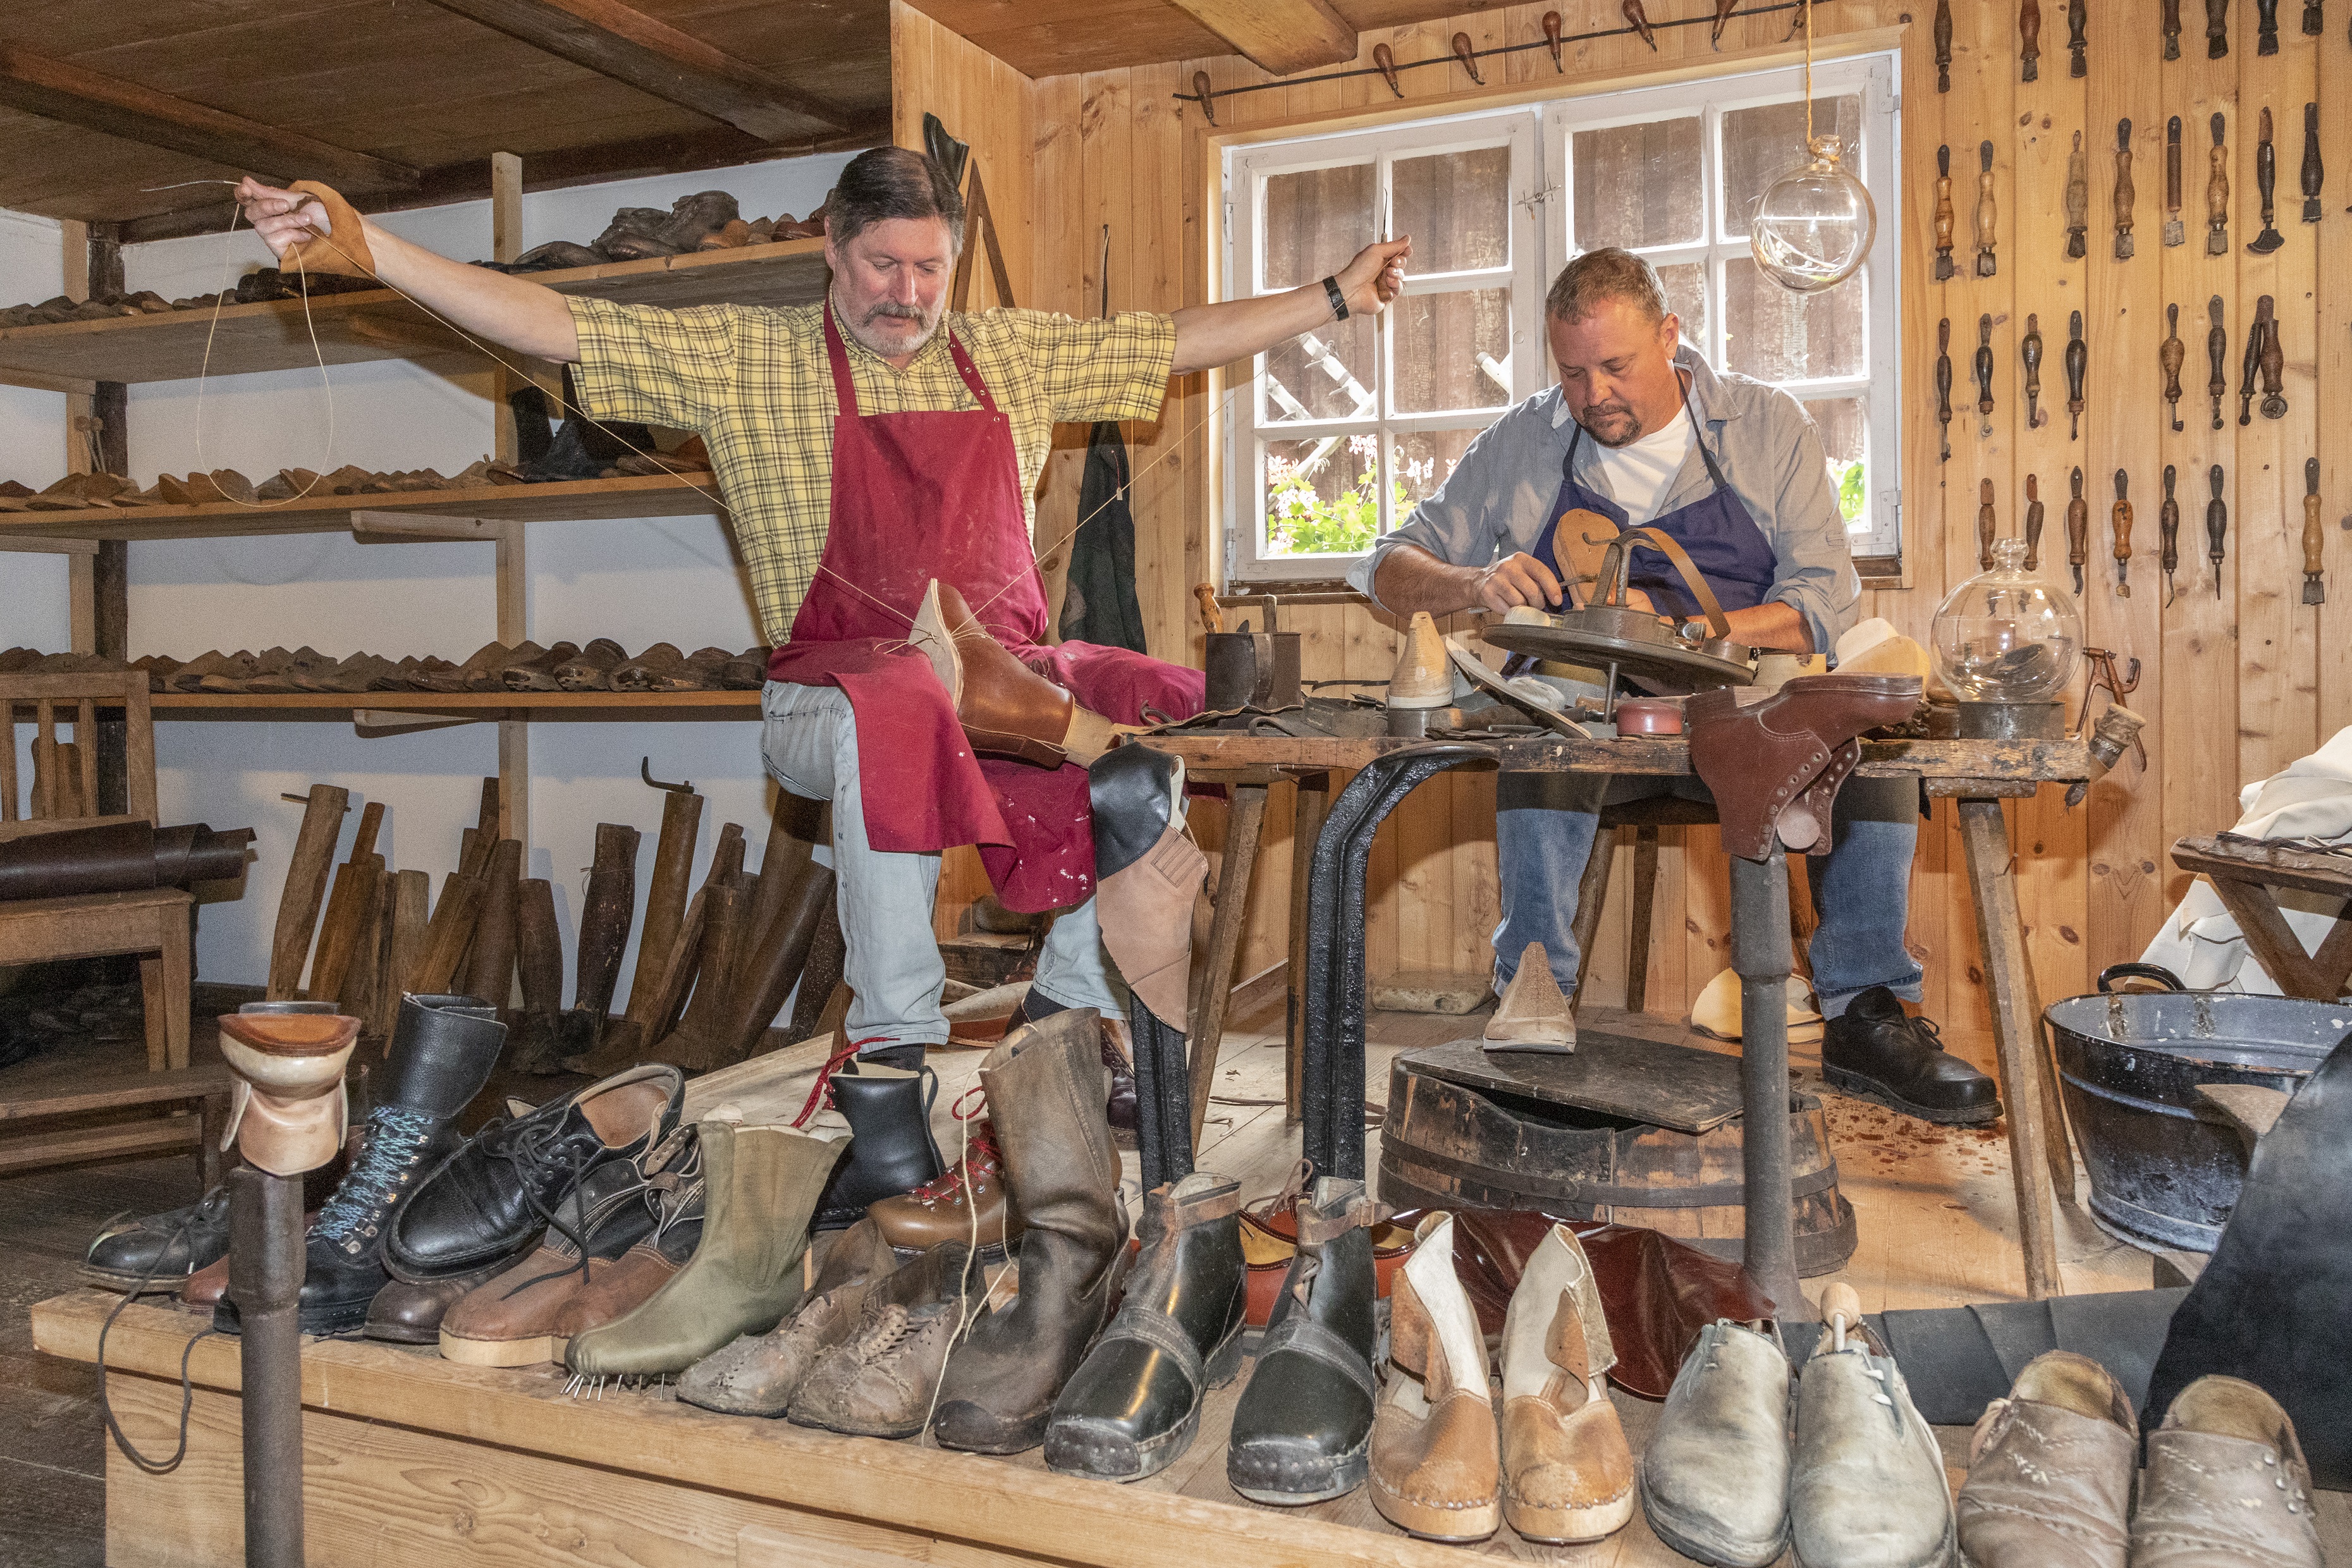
left=1058, top=419, right=1149, bottom=653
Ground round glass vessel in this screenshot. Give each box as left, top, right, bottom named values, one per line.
left=1931, top=538, right=2082, bottom=702
left=1749, top=137, right=1877, bottom=293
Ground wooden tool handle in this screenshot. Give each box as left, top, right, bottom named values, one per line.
left=462, top=838, right=522, bottom=1010
left=2257, top=109, right=2277, bottom=218
left=1194, top=583, right=1227, bottom=635
left=267, top=783, right=350, bottom=1001
left=2024, top=474, right=2045, bottom=570
left=572, top=823, right=640, bottom=1025
left=2306, top=468, right=2326, bottom=579
left=1978, top=479, right=1997, bottom=570
left=1820, top=1282, right=1863, bottom=1332
left=2161, top=466, right=2181, bottom=574
left=2020, top=0, right=2042, bottom=77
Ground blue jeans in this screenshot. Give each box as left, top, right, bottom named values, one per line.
left=1493, top=772, right=1925, bottom=1019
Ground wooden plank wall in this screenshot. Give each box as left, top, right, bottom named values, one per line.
left=901, top=0, right=2349, bottom=1049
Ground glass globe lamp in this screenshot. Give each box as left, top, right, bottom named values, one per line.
left=1749, top=137, right=1877, bottom=294
left=1931, top=538, right=2081, bottom=717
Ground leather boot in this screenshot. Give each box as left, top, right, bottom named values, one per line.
left=434, top=1149, right=668, bottom=1365
left=678, top=1218, right=896, bottom=1415
left=565, top=1120, right=842, bottom=1378
left=866, top=1119, right=1022, bottom=1258
left=1686, top=673, right=1923, bottom=860
left=1369, top=1213, right=1502, bottom=1542
left=1227, top=1178, right=1379, bottom=1505
left=1485, top=940, right=1576, bottom=1054
left=1498, top=1223, right=1634, bottom=1543
left=1822, top=987, right=1999, bottom=1125
left=1956, top=1351, right=2135, bottom=1568
left=787, top=1240, right=977, bottom=1438
left=1043, top=1170, right=1246, bottom=1482
left=1788, top=1290, right=1955, bottom=1568
left=84, top=1185, right=232, bottom=1292
left=913, top=580, right=1130, bottom=769
left=1639, top=1320, right=1792, bottom=1567
left=811, top=1059, right=944, bottom=1229
left=550, top=1137, right=704, bottom=1345
left=1090, top=745, right=1205, bottom=1031
left=2131, top=1377, right=2322, bottom=1568
left=216, top=993, right=506, bottom=1336
left=386, top=1062, right=681, bottom=1281
left=931, top=1010, right=1130, bottom=1453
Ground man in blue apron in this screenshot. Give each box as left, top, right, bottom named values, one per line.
left=1346, top=248, right=1997, bottom=1126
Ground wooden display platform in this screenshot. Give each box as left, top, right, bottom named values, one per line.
left=34, top=1289, right=1784, bottom=1568
left=150, top=690, right=761, bottom=722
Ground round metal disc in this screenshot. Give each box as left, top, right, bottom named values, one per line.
left=1486, top=611, right=1755, bottom=690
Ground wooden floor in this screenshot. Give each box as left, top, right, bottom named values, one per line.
left=6, top=993, right=2349, bottom=1565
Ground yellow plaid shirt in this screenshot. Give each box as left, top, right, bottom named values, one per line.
left=567, top=297, right=1177, bottom=645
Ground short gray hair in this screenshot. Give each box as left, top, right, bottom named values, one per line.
left=1546, top=248, right=1669, bottom=326
left=828, top=147, right=966, bottom=252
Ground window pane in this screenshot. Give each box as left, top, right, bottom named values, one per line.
left=1393, top=146, right=1511, bottom=273
left=1390, top=287, right=1514, bottom=415
left=1264, top=434, right=1381, bottom=556
left=1263, top=164, right=1374, bottom=291
left=1572, top=118, right=1703, bottom=250
left=1652, top=260, right=1708, bottom=360
left=1719, top=95, right=1863, bottom=235
left=1390, top=428, right=1482, bottom=517
left=1263, top=315, right=1375, bottom=424
left=1801, top=396, right=1870, bottom=527
left=1722, top=255, right=1865, bottom=382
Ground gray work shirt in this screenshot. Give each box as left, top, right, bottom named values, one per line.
left=1345, top=346, right=1862, bottom=656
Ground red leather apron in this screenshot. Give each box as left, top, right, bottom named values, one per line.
left=764, top=305, right=1203, bottom=911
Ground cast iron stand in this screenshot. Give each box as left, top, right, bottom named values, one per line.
left=226, top=1165, right=307, bottom=1568
left=1729, top=846, right=1811, bottom=1321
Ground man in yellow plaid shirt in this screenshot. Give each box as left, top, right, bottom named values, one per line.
left=237, top=150, right=1407, bottom=1072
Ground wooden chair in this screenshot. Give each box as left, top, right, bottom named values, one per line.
left=0, top=670, right=193, bottom=1072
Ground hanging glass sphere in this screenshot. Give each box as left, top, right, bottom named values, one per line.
left=1930, top=538, right=2081, bottom=702
left=1748, top=136, right=1877, bottom=294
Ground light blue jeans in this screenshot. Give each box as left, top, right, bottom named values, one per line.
left=760, top=682, right=1119, bottom=1050
left=1493, top=771, right=1925, bottom=1019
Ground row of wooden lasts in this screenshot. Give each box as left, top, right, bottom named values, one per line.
left=1931, top=108, right=2322, bottom=283
left=1928, top=0, right=2341, bottom=90
left=1962, top=454, right=2324, bottom=608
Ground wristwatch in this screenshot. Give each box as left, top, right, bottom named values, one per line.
left=1323, top=275, right=1349, bottom=321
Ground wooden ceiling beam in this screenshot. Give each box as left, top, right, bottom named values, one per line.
left=419, top=0, right=855, bottom=140
left=1161, top=0, right=1359, bottom=74
left=0, top=44, right=419, bottom=192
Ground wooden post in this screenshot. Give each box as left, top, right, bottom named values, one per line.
left=267, top=786, right=351, bottom=1000
left=1187, top=782, right=1267, bottom=1149
left=491, top=151, right=530, bottom=853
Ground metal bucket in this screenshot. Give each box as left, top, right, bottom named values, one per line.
left=2045, top=963, right=2351, bottom=1253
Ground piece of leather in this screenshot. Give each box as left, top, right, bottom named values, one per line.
left=812, top=1064, right=945, bottom=1229
left=216, top=1012, right=360, bottom=1176
left=1228, top=1178, right=1380, bottom=1500
left=1498, top=1227, right=1634, bottom=1541
left=1686, top=674, right=1925, bottom=861
left=1956, top=1352, right=2136, bottom=1568
left=866, top=1120, right=1022, bottom=1251
left=677, top=1218, right=897, bottom=1415
left=931, top=582, right=1077, bottom=768
left=2131, top=1378, right=2324, bottom=1566
left=0, top=820, right=250, bottom=900
left=1086, top=743, right=1182, bottom=882
left=1094, top=819, right=1206, bottom=1029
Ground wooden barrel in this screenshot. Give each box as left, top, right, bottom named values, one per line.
left=1377, top=1050, right=1858, bottom=1278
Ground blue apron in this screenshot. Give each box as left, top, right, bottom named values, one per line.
left=1528, top=373, right=1779, bottom=620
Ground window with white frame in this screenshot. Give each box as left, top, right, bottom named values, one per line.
left=1222, top=53, right=1901, bottom=582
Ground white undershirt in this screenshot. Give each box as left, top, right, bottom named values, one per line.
left=1589, top=413, right=1696, bottom=525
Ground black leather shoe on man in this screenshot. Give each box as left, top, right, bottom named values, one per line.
left=1821, top=986, right=2000, bottom=1126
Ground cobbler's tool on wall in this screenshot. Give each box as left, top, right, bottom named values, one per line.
left=2207, top=465, right=2229, bottom=596
left=923, top=116, right=1017, bottom=312
left=1709, top=0, right=1738, bottom=47
left=2161, top=304, right=2187, bottom=431
left=2161, top=466, right=2182, bottom=605
left=2069, top=0, right=2088, bottom=73
left=2238, top=296, right=2267, bottom=426
left=2112, top=471, right=2135, bottom=599
left=1934, top=145, right=1959, bottom=279
left=1194, top=70, right=1215, bottom=124
left=2113, top=120, right=2136, bottom=259
left=1936, top=0, right=1953, bottom=89
left=2065, top=310, right=2087, bottom=439
left=2305, top=460, right=2327, bottom=604
left=2064, top=132, right=2090, bottom=258
left=2307, top=0, right=2325, bottom=32
left=2076, top=649, right=2146, bottom=769
left=2165, top=0, right=2184, bottom=58
left=2165, top=118, right=2187, bottom=245
left=2248, top=108, right=2284, bottom=254
left=2258, top=0, right=2281, bottom=49
left=1373, top=43, right=1402, bottom=95
left=1452, top=30, right=1485, bottom=82
left=1617, top=1, right=1655, bottom=51
left=1936, top=318, right=1955, bottom=460
left=2021, top=0, right=2042, bottom=77
left=2303, top=103, right=2324, bottom=221
left=1976, top=314, right=1997, bottom=435
left=2208, top=114, right=2232, bottom=253
left=1975, top=140, right=1999, bottom=276
left=1979, top=480, right=1999, bottom=572
left=1485, top=528, right=1756, bottom=708
left=1543, top=11, right=1566, bottom=69
left=2067, top=467, right=2091, bottom=593
left=2025, top=474, right=2047, bottom=571
left=2207, top=295, right=2229, bottom=429
left=2023, top=314, right=2047, bottom=429
left=1194, top=583, right=1227, bottom=634
left=2208, top=0, right=2231, bottom=54
left=2258, top=298, right=2286, bottom=420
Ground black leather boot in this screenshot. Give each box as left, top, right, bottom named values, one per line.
left=1822, top=986, right=2000, bottom=1125
left=1043, top=1171, right=1247, bottom=1482
left=386, top=1062, right=681, bottom=1281
left=812, top=1060, right=943, bottom=1229
left=216, top=994, right=505, bottom=1336
left=1227, top=1177, right=1379, bottom=1504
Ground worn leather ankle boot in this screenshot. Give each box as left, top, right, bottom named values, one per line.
left=1227, top=1178, right=1380, bottom=1504
left=1370, top=1213, right=1501, bottom=1542
left=678, top=1218, right=897, bottom=1416
left=811, top=1059, right=945, bottom=1229
left=787, top=1240, right=977, bottom=1438
left=1499, top=1223, right=1634, bottom=1543
left=867, top=1120, right=1022, bottom=1258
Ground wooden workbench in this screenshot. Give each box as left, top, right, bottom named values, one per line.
left=1149, top=730, right=2097, bottom=1303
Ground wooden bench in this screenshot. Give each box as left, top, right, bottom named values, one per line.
left=0, top=1065, right=231, bottom=1184
left=2171, top=834, right=2352, bottom=1000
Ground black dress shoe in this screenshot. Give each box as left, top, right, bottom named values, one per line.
left=1227, top=1177, right=1378, bottom=1504
left=83, top=1186, right=231, bottom=1292
left=1822, top=986, right=2000, bottom=1125
left=386, top=1063, right=681, bottom=1282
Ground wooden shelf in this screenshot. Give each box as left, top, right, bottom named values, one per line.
left=152, top=690, right=759, bottom=721
left=0, top=472, right=726, bottom=542
left=0, top=238, right=828, bottom=388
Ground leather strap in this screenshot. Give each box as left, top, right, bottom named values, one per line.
left=1159, top=1179, right=1243, bottom=1225
left=1294, top=1194, right=1377, bottom=1246
left=1259, top=1313, right=1378, bottom=1400
left=1101, top=1305, right=1208, bottom=1392
left=1612, top=525, right=1735, bottom=642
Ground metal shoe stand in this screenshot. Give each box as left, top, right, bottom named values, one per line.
left=227, top=1165, right=309, bottom=1568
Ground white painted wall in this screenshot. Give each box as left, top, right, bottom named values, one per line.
left=0, top=154, right=853, bottom=1001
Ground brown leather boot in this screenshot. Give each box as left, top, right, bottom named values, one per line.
left=867, top=1120, right=1022, bottom=1258
left=1686, top=673, right=1923, bottom=860
left=912, top=580, right=1080, bottom=769
left=929, top=1009, right=1129, bottom=1454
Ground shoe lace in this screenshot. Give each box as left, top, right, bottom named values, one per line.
left=488, top=1111, right=601, bottom=1267
left=907, top=1101, right=996, bottom=1204
left=1907, top=1014, right=1946, bottom=1051
left=857, top=1304, right=918, bottom=1364
left=312, top=1106, right=436, bottom=1248
left=790, top=1038, right=888, bottom=1129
